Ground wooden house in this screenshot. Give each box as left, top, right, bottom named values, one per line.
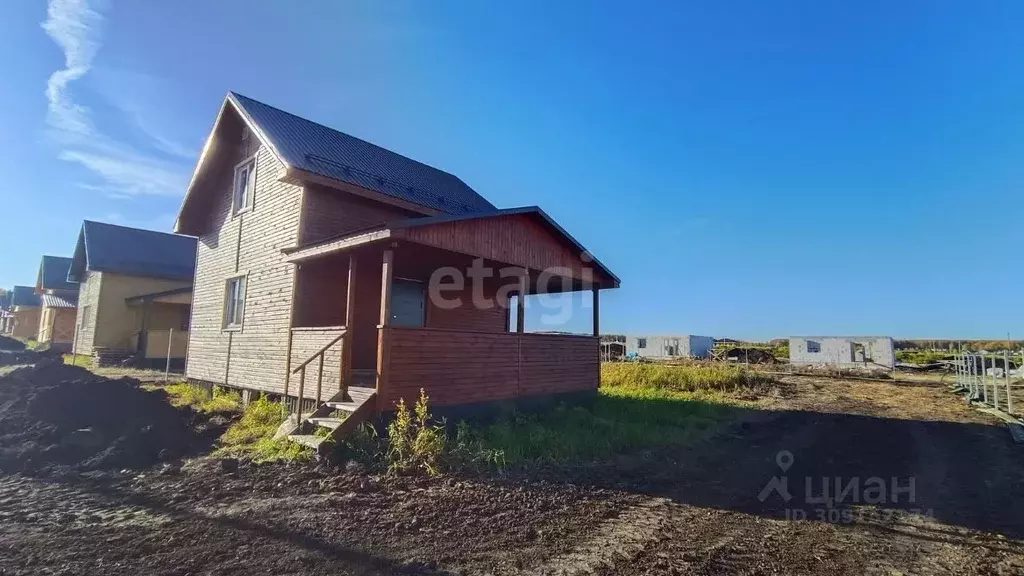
left=68, top=221, right=197, bottom=367
left=35, top=256, right=77, bottom=351
left=9, top=286, right=40, bottom=339
left=175, top=93, right=619, bottom=449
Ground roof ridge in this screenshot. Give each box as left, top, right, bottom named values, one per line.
left=84, top=219, right=188, bottom=237
left=228, top=91, right=466, bottom=183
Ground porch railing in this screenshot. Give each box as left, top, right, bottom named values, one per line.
left=291, top=329, right=348, bottom=415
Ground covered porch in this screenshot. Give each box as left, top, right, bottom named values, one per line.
left=282, top=207, right=619, bottom=415
left=124, top=287, right=192, bottom=363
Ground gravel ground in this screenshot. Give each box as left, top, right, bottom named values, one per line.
left=0, top=375, right=1022, bottom=575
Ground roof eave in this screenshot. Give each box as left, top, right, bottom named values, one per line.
left=283, top=166, right=441, bottom=217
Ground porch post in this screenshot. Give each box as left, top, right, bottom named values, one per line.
left=376, top=249, right=394, bottom=407
left=138, top=299, right=151, bottom=356
left=592, top=286, right=600, bottom=337
left=516, top=273, right=527, bottom=334
left=342, top=254, right=357, bottom=397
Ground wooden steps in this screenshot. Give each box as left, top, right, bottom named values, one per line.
left=286, top=386, right=376, bottom=455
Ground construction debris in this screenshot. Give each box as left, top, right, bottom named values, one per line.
left=0, top=359, right=223, bottom=474
left=713, top=347, right=777, bottom=364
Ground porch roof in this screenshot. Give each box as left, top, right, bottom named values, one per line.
left=125, top=286, right=193, bottom=306
left=282, top=206, right=620, bottom=288
left=41, top=293, right=77, bottom=309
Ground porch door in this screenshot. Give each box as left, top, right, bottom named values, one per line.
left=391, top=280, right=425, bottom=328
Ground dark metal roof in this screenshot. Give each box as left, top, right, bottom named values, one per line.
left=0, top=291, right=9, bottom=311
left=41, top=293, right=77, bottom=308
left=10, top=286, right=40, bottom=307
left=38, top=256, right=75, bottom=292
left=69, top=221, right=197, bottom=282
left=228, top=92, right=496, bottom=215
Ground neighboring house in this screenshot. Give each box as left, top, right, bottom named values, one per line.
left=175, top=92, right=619, bottom=448
left=625, top=335, right=715, bottom=359
left=9, top=286, right=41, bottom=339
left=68, top=221, right=197, bottom=367
left=789, top=336, right=895, bottom=370
left=35, top=256, right=77, bottom=350
left=0, top=290, right=11, bottom=334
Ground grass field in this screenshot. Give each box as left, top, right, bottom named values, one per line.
left=445, top=362, right=773, bottom=470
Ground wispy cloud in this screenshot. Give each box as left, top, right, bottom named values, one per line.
left=41, top=0, right=102, bottom=138
left=41, top=0, right=190, bottom=199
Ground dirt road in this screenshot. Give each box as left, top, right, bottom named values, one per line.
left=1, top=376, right=1022, bottom=575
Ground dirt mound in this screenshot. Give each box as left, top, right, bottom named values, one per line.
left=0, top=347, right=61, bottom=367
left=0, top=360, right=221, bottom=474
left=0, top=335, right=25, bottom=351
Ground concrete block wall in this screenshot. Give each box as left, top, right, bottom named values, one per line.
left=789, top=336, right=895, bottom=369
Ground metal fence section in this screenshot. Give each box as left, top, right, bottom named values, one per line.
left=953, top=349, right=1023, bottom=418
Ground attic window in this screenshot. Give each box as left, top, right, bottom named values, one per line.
left=232, top=156, right=256, bottom=215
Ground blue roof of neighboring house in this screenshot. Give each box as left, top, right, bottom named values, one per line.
left=37, top=256, right=75, bottom=292
left=229, top=92, right=496, bottom=215
left=10, top=286, right=40, bottom=307
left=0, top=291, right=9, bottom=310
left=69, top=221, right=197, bottom=282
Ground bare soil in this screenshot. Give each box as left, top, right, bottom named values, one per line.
left=1, top=374, right=1023, bottom=575
left=0, top=361, right=227, bottom=474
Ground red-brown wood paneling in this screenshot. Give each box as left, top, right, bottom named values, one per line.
left=381, top=327, right=599, bottom=410
left=401, top=214, right=613, bottom=285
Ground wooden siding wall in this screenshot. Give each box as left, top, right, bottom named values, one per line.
left=185, top=112, right=303, bottom=395
left=41, top=307, right=77, bottom=345
left=290, top=327, right=345, bottom=399
left=300, top=184, right=417, bottom=246
left=11, top=308, right=39, bottom=339
left=403, top=214, right=610, bottom=284
left=382, top=327, right=599, bottom=410
left=94, top=273, right=191, bottom=352
left=75, top=271, right=102, bottom=351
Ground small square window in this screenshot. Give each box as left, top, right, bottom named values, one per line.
left=637, top=337, right=647, bottom=349
left=807, top=340, right=821, bottom=353
left=223, top=276, right=246, bottom=329
left=232, top=157, right=256, bottom=215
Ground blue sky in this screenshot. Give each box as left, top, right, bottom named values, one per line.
left=1, top=1, right=1022, bottom=340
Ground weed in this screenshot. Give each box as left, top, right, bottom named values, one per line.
left=215, top=395, right=313, bottom=463
left=386, top=389, right=447, bottom=476
left=63, top=354, right=96, bottom=369
left=162, top=383, right=242, bottom=413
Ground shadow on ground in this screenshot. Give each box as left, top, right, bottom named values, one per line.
left=540, top=392, right=1024, bottom=540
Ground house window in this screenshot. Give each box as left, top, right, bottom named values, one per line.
left=223, top=275, right=246, bottom=329
left=80, top=305, right=92, bottom=330
left=807, top=340, right=821, bottom=353
left=637, top=337, right=647, bottom=349
left=232, top=157, right=256, bottom=215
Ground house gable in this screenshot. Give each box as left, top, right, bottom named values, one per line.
left=176, top=92, right=496, bottom=236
